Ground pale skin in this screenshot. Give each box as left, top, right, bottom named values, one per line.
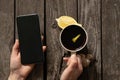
left=61, top=54, right=83, bottom=80
left=8, top=39, right=83, bottom=80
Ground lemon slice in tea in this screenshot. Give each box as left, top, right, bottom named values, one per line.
left=72, top=34, right=81, bottom=43
left=56, top=16, right=77, bottom=29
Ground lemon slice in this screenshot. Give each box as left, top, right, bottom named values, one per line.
left=72, top=34, right=81, bottom=43
left=56, top=16, right=77, bottom=29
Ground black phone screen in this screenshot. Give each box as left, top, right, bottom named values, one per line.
left=17, top=14, right=43, bottom=64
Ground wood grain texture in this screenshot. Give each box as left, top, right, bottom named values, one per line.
left=102, top=0, right=120, bottom=80
left=78, top=0, right=101, bottom=80
left=0, top=0, right=14, bottom=80
left=46, top=0, right=77, bottom=79
left=0, top=0, right=120, bottom=80
left=16, top=0, right=44, bottom=80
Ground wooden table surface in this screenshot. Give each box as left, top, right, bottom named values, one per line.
left=0, top=0, right=120, bottom=80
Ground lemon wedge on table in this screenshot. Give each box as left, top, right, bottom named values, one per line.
left=56, top=16, right=78, bottom=29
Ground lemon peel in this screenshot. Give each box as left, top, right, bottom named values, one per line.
left=56, top=16, right=77, bottom=29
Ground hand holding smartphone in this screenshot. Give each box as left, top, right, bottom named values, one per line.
left=17, top=14, right=43, bottom=65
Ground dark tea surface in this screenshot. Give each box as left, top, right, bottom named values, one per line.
left=61, top=25, right=86, bottom=50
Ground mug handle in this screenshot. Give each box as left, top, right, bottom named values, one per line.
left=71, top=52, right=76, bottom=54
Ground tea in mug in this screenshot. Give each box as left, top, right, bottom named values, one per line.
left=60, top=25, right=87, bottom=51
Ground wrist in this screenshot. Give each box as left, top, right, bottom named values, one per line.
left=60, top=76, right=78, bottom=80
left=8, top=72, right=25, bottom=80
left=60, top=77, right=78, bottom=80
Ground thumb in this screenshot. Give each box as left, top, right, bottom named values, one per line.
left=12, top=39, right=19, bottom=56
left=68, top=54, right=78, bottom=68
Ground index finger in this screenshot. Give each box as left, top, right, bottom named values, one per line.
left=68, top=54, right=78, bottom=68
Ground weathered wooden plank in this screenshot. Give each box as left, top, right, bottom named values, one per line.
left=16, top=0, right=44, bottom=34
left=0, top=0, right=14, bottom=80
left=102, top=0, right=120, bottom=80
left=78, top=0, right=101, bottom=80
left=46, top=0, right=77, bottom=79
left=16, top=0, right=44, bottom=80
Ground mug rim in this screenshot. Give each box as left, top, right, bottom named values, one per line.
left=59, top=24, right=88, bottom=52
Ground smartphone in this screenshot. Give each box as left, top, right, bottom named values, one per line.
left=17, top=14, right=43, bottom=65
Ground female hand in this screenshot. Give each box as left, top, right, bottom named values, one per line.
left=60, top=54, right=83, bottom=80
left=8, top=39, right=46, bottom=80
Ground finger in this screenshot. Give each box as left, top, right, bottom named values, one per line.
left=63, top=57, right=70, bottom=66
left=68, top=54, right=78, bottom=68
left=66, top=54, right=77, bottom=66
left=12, top=39, right=19, bottom=56
left=63, top=57, right=69, bottom=62
left=41, top=35, right=44, bottom=41
left=77, top=55, right=82, bottom=64
left=63, top=57, right=69, bottom=64
left=77, top=55, right=83, bottom=73
left=12, top=39, right=19, bottom=51
left=17, top=52, right=21, bottom=60
left=42, top=46, right=46, bottom=52
left=70, top=54, right=77, bottom=61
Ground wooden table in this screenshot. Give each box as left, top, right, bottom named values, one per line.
left=0, top=0, right=120, bottom=80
